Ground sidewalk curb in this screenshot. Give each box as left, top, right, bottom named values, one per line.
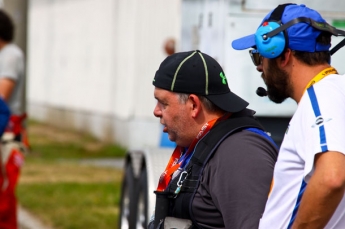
left=18, top=205, right=53, bottom=229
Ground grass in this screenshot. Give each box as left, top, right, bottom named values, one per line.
left=17, top=120, right=127, bottom=229
left=18, top=182, right=120, bottom=229
left=26, top=120, right=126, bottom=160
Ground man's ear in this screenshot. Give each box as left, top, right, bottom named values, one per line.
left=188, top=94, right=202, bottom=118
left=279, top=48, right=292, bottom=67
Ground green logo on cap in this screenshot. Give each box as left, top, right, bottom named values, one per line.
left=220, top=72, right=227, bottom=84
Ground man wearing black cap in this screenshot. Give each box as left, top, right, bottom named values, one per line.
left=149, top=50, right=278, bottom=228
left=232, top=3, right=345, bottom=229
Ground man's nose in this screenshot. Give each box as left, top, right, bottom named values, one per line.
left=153, top=104, right=161, bottom=117
left=256, top=64, right=263, bottom=72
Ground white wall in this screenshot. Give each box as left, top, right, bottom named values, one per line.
left=27, top=0, right=345, bottom=147
left=27, top=0, right=181, bottom=148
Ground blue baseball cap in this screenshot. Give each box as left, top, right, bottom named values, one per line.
left=232, top=4, right=331, bottom=52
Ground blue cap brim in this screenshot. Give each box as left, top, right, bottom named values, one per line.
left=231, top=34, right=256, bottom=50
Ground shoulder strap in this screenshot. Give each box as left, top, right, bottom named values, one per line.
left=166, top=116, right=270, bottom=226
left=190, top=116, right=263, bottom=166
left=168, top=116, right=265, bottom=193
left=246, top=127, right=278, bottom=148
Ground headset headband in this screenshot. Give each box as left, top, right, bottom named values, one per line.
left=264, top=17, right=345, bottom=40
left=268, top=3, right=294, bottom=22
left=263, top=3, right=345, bottom=56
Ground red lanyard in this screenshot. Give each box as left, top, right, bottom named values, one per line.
left=156, top=114, right=230, bottom=191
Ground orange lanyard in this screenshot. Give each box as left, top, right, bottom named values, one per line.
left=156, top=114, right=230, bottom=191
left=303, top=67, right=338, bottom=93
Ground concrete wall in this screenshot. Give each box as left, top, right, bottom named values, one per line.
left=2, top=0, right=27, bottom=55
left=26, top=0, right=345, bottom=148
left=27, top=0, right=181, bottom=148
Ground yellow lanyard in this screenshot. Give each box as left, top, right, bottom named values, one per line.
left=303, top=67, right=338, bottom=93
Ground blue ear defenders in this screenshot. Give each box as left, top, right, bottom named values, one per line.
left=255, top=3, right=293, bottom=59
left=255, top=3, right=345, bottom=59
left=255, top=21, right=286, bottom=58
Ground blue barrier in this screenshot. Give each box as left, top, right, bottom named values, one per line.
left=159, top=131, right=176, bottom=148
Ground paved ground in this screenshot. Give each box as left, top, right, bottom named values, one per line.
left=78, top=158, right=125, bottom=169
left=18, top=158, right=125, bottom=229
left=18, top=206, right=53, bottom=229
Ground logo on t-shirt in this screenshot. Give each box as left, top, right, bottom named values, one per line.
left=311, top=116, right=332, bottom=128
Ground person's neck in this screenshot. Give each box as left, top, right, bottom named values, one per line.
left=196, top=110, right=227, bottom=127
left=185, top=110, right=230, bottom=148
left=0, top=40, right=9, bottom=50
left=290, top=63, right=332, bottom=103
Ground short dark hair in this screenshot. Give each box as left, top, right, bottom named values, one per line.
left=292, top=32, right=331, bottom=65
left=177, top=93, right=225, bottom=113
left=0, top=9, right=14, bottom=42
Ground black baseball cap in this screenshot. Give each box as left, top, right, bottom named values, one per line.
left=153, top=50, right=248, bottom=113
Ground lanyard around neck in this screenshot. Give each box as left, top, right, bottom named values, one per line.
left=303, top=67, right=338, bottom=93
left=156, top=113, right=230, bottom=191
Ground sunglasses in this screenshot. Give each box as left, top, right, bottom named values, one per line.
left=249, top=49, right=263, bottom=66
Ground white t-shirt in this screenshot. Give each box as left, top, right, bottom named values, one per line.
left=259, top=74, right=345, bottom=229
left=0, top=43, right=25, bottom=115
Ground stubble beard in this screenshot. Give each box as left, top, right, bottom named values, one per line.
left=168, top=113, right=192, bottom=148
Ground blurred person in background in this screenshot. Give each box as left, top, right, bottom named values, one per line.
left=0, top=9, right=28, bottom=147
left=0, top=8, right=26, bottom=229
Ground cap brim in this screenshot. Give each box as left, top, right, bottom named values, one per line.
left=206, top=91, right=249, bottom=113
left=232, top=34, right=256, bottom=50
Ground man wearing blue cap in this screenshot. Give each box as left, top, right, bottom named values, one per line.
left=232, top=3, right=345, bottom=229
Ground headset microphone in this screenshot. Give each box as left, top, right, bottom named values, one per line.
left=256, top=87, right=268, bottom=97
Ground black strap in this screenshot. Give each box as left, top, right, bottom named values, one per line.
left=190, top=116, right=263, bottom=166
left=169, top=116, right=264, bottom=193
left=264, top=16, right=345, bottom=56
left=266, top=17, right=345, bottom=38
left=269, top=3, right=296, bottom=21
left=330, top=38, right=345, bottom=55
left=265, top=5, right=345, bottom=56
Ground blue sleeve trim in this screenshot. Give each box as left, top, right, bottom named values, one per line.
left=245, top=127, right=278, bottom=149
left=287, top=179, right=307, bottom=229
left=307, top=86, right=328, bottom=152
